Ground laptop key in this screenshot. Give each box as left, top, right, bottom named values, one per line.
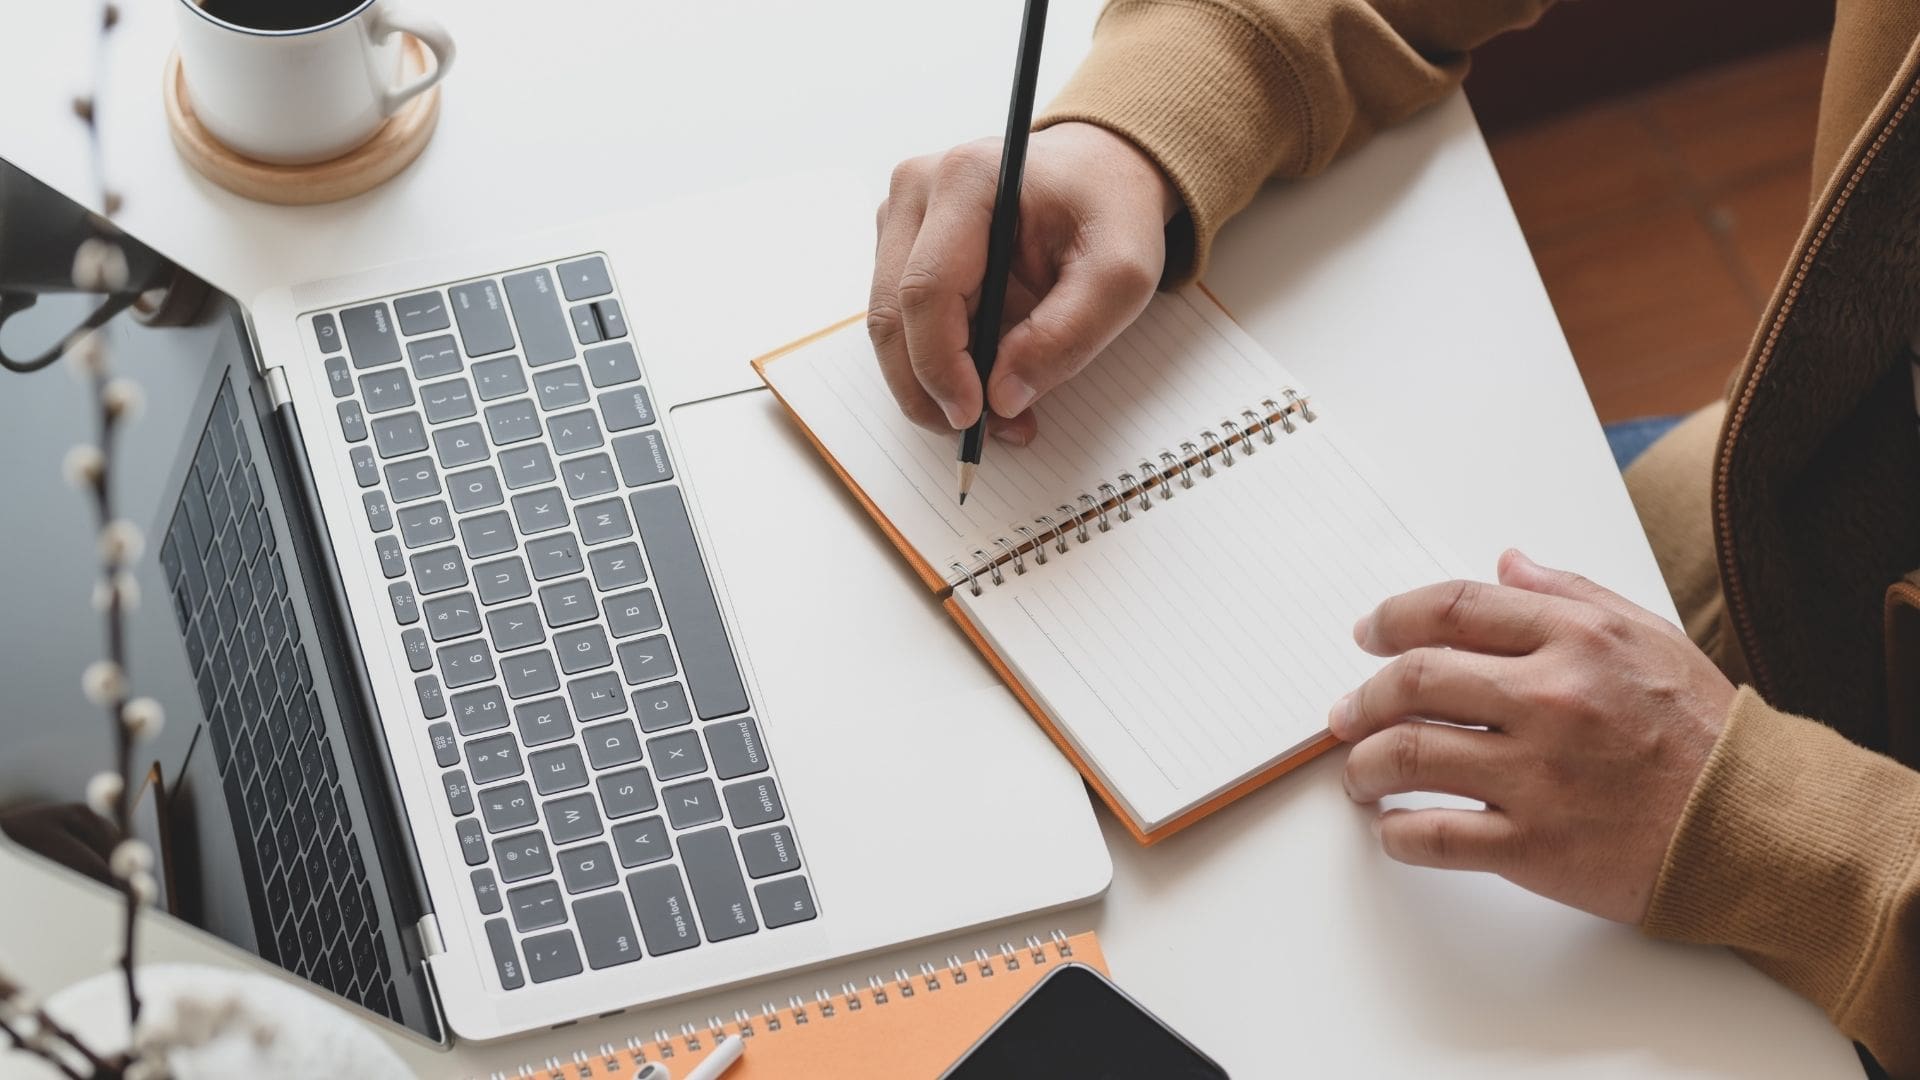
left=420, top=377, right=477, bottom=423
left=374, top=535, right=405, bottom=579
left=597, top=766, right=657, bottom=819
left=533, top=365, right=590, bottom=411
left=573, top=891, right=642, bottom=969
left=501, top=649, right=561, bottom=699
left=448, top=466, right=505, bottom=513
left=626, top=863, right=697, bottom=954
left=424, top=722, right=456, bottom=764
left=349, top=446, right=379, bottom=488
left=557, top=256, right=611, bottom=301
left=583, top=718, right=642, bottom=769
left=511, top=487, right=570, bottom=535
left=485, top=602, right=545, bottom=652
left=598, top=385, right=655, bottom=433
left=757, top=875, right=816, bottom=929
left=457, top=819, right=488, bottom=866
left=358, top=367, right=414, bottom=414
left=466, top=732, right=522, bottom=783
left=400, top=627, right=432, bottom=671
left=616, top=634, right=676, bottom=685
left=362, top=491, right=393, bottom=533
left=384, top=456, right=440, bottom=503
left=724, top=777, right=784, bottom=828
left=388, top=582, right=420, bottom=625
left=585, top=342, right=641, bottom=388
left=527, top=532, right=583, bottom=580
left=372, top=412, right=429, bottom=459
left=705, top=717, right=768, bottom=780
left=561, top=453, right=618, bottom=500
left=612, top=430, right=673, bottom=489
left=646, top=730, right=706, bottom=781
left=458, top=509, right=515, bottom=558
left=498, top=444, right=555, bottom=489
left=588, top=542, right=647, bottom=590
left=441, top=770, right=474, bottom=816
left=337, top=401, right=368, bottom=443
left=396, top=500, right=455, bottom=549
left=314, top=312, right=345, bottom=354
left=432, top=421, right=489, bottom=469
left=485, top=399, right=542, bottom=446
left=437, top=638, right=495, bottom=689
left=537, top=577, right=596, bottom=626
left=632, top=682, right=692, bottom=732
left=612, top=816, right=670, bottom=869
left=341, top=302, right=401, bottom=369
left=394, top=290, right=450, bottom=335
left=426, top=591, right=483, bottom=642
left=522, top=929, right=583, bottom=983
left=547, top=408, right=603, bottom=455
left=739, top=826, right=800, bottom=879
left=452, top=685, right=508, bottom=735
left=449, top=281, right=514, bottom=357
left=629, top=487, right=746, bottom=718
left=569, top=303, right=602, bottom=345
left=471, top=869, right=502, bottom=914
left=325, top=356, right=354, bottom=401
left=471, top=354, right=527, bottom=401
left=493, top=828, right=553, bottom=883
left=679, top=826, right=757, bottom=941
left=410, top=545, right=467, bottom=594
left=663, top=779, right=721, bottom=830
left=479, top=780, right=538, bottom=833
left=474, top=556, right=532, bottom=604
left=508, top=880, right=567, bottom=932
left=514, top=696, right=574, bottom=746
left=407, top=334, right=463, bottom=380
left=419, top=678, right=450, bottom=722
left=544, top=792, right=603, bottom=844
left=576, top=497, right=633, bottom=545
left=503, top=268, right=575, bottom=367
left=592, top=300, right=627, bottom=339
left=555, top=625, right=612, bottom=674
left=483, top=918, right=523, bottom=989
left=529, top=743, right=589, bottom=794
left=566, top=671, right=625, bottom=721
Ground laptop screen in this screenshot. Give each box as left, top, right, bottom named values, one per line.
left=0, top=157, right=440, bottom=1042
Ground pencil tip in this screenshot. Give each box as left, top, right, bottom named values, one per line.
left=958, top=492, right=967, bottom=505
left=957, top=461, right=977, bottom=505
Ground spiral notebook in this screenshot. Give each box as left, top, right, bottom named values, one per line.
left=754, top=288, right=1462, bottom=843
left=470, top=930, right=1105, bottom=1079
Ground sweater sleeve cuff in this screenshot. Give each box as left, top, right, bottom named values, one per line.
left=1034, top=0, right=1313, bottom=286
left=1643, top=686, right=1920, bottom=1021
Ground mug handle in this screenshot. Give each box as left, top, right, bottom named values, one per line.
left=368, top=5, right=456, bottom=116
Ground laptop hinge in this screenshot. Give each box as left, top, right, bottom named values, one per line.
left=262, top=364, right=292, bottom=409
left=414, top=913, right=447, bottom=961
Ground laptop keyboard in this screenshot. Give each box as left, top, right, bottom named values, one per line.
left=314, top=254, right=813, bottom=989
left=159, top=380, right=400, bottom=1020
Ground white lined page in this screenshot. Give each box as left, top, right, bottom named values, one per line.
left=957, top=416, right=1460, bottom=831
left=761, top=289, right=1297, bottom=582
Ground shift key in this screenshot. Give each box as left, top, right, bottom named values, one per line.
left=503, top=269, right=575, bottom=367
left=678, top=826, right=757, bottom=941
left=449, top=281, right=514, bottom=358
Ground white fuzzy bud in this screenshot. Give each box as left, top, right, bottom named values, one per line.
left=85, top=771, right=124, bottom=817
left=102, top=378, right=145, bottom=421
left=129, top=869, right=157, bottom=905
left=91, top=571, right=140, bottom=613
left=100, top=520, right=144, bottom=565
left=82, top=659, right=125, bottom=705
left=62, top=444, right=105, bottom=489
left=72, top=238, right=129, bottom=292
left=66, top=330, right=108, bottom=380
left=122, top=696, right=164, bottom=738
left=109, top=838, right=152, bottom=879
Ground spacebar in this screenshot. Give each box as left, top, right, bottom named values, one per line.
left=628, top=486, right=749, bottom=719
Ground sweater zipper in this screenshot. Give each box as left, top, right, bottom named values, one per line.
left=1715, top=70, right=1920, bottom=695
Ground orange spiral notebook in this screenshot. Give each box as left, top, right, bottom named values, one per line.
left=753, top=288, right=1464, bottom=844
left=470, top=930, right=1105, bottom=1080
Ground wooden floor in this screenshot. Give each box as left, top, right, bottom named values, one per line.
left=1484, top=43, right=1827, bottom=422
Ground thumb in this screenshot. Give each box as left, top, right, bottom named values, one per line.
left=987, top=250, right=1158, bottom=419
left=1497, top=549, right=1673, bottom=633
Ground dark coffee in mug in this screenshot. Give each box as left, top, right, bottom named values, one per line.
left=193, top=0, right=370, bottom=33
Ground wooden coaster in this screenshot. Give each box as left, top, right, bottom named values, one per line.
left=162, top=36, right=440, bottom=205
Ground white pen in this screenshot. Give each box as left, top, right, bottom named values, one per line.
left=682, top=1034, right=746, bottom=1080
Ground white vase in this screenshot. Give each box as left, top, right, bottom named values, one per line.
left=26, top=963, right=415, bottom=1080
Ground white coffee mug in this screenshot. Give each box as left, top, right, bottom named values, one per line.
left=173, top=0, right=456, bottom=165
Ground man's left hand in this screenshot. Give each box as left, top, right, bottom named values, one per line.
left=1332, top=549, right=1736, bottom=924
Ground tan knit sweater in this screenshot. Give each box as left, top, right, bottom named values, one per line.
left=1036, top=2, right=1920, bottom=1073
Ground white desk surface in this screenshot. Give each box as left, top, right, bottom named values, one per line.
left=0, top=1, right=1859, bottom=1077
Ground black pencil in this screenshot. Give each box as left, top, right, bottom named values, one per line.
left=958, top=0, right=1049, bottom=505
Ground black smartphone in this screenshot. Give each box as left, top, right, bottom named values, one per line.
left=939, top=963, right=1229, bottom=1079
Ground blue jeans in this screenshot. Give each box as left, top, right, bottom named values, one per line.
left=1603, top=415, right=1684, bottom=472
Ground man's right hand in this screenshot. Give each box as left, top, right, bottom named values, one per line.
left=868, top=122, right=1181, bottom=445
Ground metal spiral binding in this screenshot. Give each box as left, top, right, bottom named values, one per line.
left=494, top=932, right=1084, bottom=1078
left=944, top=391, right=1316, bottom=597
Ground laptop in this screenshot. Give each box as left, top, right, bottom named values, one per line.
left=0, top=155, right=1110, bottom=1043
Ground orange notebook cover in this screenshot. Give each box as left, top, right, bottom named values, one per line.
left=472, top=931, right=1105, bottom=1080
left=749, top=302, right=1339, bottom=846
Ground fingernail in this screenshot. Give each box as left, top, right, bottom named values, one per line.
left=1351, top=614, right=1371, bottom=646
left=1329, top=692, right=1352, bottom=738
left=1369, top=816, right=1384, bottom=840
left=990, top=425, right=1031, bottom=446
left=994, top=375, right=1036, bottom=418
left=938, top=398, right=972, bottom=430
